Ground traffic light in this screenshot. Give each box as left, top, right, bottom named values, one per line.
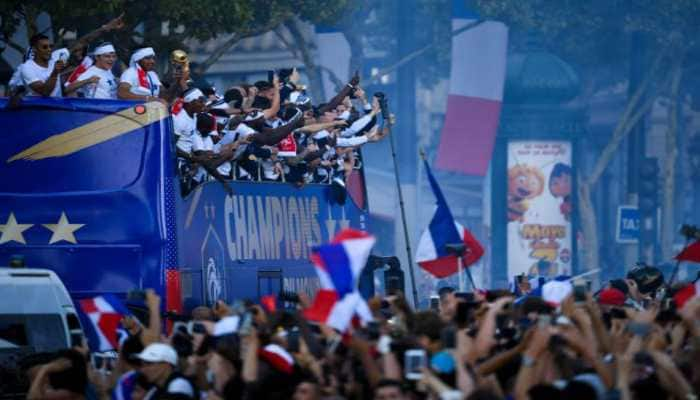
left=638, top=157, right=659, bottom=213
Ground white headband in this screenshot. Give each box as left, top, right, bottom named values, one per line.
left=183, top=89, right=204, bottom=103
left=94, top=43, right=115, bottom=56
left=129, top=47, right=155, bottom=67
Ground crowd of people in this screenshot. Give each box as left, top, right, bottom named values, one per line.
left=14, top=264, right=700, bottom=400
left=7, top=14, right=391, bottom=194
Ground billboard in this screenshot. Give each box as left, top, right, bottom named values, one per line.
left=506, top=141, right=572, bottom=278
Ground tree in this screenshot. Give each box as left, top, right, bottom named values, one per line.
left=474, top=0, right=700, bottom=270
left=0, top=0, right=353, bottom=78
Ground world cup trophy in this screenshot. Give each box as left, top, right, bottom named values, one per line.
left=170, top=49, right=190, bottom=76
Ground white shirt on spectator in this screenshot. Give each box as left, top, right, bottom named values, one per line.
left=336, top=135, right=369, bottom=147
left=78, top=66, right=118, bottom=99
left=172, top=111, right=196, bottom=153
left=191, top=133, right=214, bottom=182
left=119, top=67, right=161, bottom=96
left=20, top=59, right=61, bottom=97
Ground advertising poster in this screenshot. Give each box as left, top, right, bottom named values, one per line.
left=506, top=141, right=572, bottom=278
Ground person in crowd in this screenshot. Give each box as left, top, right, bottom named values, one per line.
left=19, top=34, right=65, bottom=97
left=136, top=342, right=197, bottom=399
left=118, top=47, right=167, bottom=104
left=72, top=42, right=119, bottom=99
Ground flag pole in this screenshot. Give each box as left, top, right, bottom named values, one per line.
left=388, top=121, right=419, bottom=308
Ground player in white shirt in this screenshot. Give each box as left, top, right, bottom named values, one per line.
left=19, top=34, right=65, bottom=97
left=75, top=43, right=118, bottom=99
left=117, top=47, right=165, bottom=103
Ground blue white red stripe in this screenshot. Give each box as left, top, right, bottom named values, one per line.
left=305, top=229, right=375, bottom=332
left=416, top=159, right=484, bottom=278
left=78, top=294, right=129, bottom=352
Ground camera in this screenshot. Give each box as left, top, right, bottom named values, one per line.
left=373, top=92, right=390, bottom=120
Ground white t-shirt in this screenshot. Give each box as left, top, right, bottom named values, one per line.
left=192, top=133, right=217, bottom=181
left=172, top=111, right=196, bottom=153
left=20, top=59, right=62, bottom=97
left=119, top=66, right=161, bottom=97
left=77, top=66, right=118, bottom=99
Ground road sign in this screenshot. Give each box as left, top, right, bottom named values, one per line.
left=616, top=206, right=640, bottom=244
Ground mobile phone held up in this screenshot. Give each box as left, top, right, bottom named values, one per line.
left=404, top=348, right=427, bottom=380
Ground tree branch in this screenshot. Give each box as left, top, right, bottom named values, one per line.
left=192, top=33, right=240, bottom=77
left=586, top=48, right=670, bottom=186
left=367, top=20, right=485, bottom=84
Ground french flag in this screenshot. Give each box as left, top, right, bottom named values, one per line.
left=435, top=2, right=508, bottom=176
left=304, top=229, right=375, bottom=332
left=65, top=56, right=93, bottom=86
left=78, top=294, right=129, bottom=352
left=415, top=159, right=484, bottom=278
left=674, top=280, right=700, bottom=310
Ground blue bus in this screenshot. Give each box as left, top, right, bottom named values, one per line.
left=0, top=98, right=370, bottom=314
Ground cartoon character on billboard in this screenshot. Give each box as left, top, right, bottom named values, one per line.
left=549, top=163, right=572, bottom=221
left=528, top=239, right=559, bottom=276
left=507, top=164, right=545, bottom=222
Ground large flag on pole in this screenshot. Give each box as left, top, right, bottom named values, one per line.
left=416, top=159, right=484, bottom=278
left=675, top=240, right=700, bottom=263
left=435, top=3, right=508, bottom=176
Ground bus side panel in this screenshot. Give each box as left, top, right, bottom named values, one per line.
left=176, top=181, right=369, bottom=308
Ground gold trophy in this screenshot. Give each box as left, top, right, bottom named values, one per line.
left=170, top=49, right=190, bottom=75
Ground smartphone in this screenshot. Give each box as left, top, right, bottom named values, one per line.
left=454, top=302, right=471, bottom=327
left=573, top=284, right=586, bottom=304
left=627, top=322, right=652, bottom=336
left=441, top=326, right=456, bottom=350
left=192, top=322, right=207, bottom=334
left=288, top=329, right=300, bottom=353
left=610, top=308, right=627, bottom=320
left=429, top=295, right=439, bottom=311
left=267, top=70, right=275, bottom=83
left=238, top=312, right=253, bottom=336
left=127, top=289, right=146, bottom=302
left=455, top=292, right=475, bottom=302
left=404, top=349, right=427, bottom=380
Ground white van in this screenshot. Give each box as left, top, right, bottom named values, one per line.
left=0, top=267, right=85, bottom=398
left=0, top=267, right=83, bottom=353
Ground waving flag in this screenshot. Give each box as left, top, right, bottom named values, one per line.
left=674, top=280, right=700, bottom=310
left=435, top=2, right=508, bottom=176
left=416, top=159, right=484, bottom=278
left=65, top=56, right=93, bottom=87
left=675, top=240, right=700, bottom=263
left=78, top=294, right=129, bottom=352
left=304, top=229, right=375, bottom=331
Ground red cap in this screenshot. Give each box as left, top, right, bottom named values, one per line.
left=598, top=288, right=626, bottom=306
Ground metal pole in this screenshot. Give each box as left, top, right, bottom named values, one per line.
left=457, top=255, right=464, bottom=292
left=387, top=122, right=419, bottom=308
left=669, top=236, right=691, bottom=286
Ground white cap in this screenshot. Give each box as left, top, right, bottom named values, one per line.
left=213, top=315, right=240, bottom=336
left=135, top=343, right=178, bottom=366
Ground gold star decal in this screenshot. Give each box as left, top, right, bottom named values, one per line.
left=0, top=213, right=33, bottom=244
left=42, top=212, right=85, bottom=244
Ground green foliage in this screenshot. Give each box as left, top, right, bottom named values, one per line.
left=0, top=0, right=352, bottom=68
left=474, top=0, right=700, bottom=90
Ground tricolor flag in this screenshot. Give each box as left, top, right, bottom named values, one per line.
left=78, top=294, right=130, bottom=352
left=65, top=56, right=93, bottom=87
left=304, top=229, right=375, bottom=332
left=435, top=3, right=508, bottom=176
left=416, top=159, right=484, bottom=278
left=674, top=280, right=700, bottom=310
